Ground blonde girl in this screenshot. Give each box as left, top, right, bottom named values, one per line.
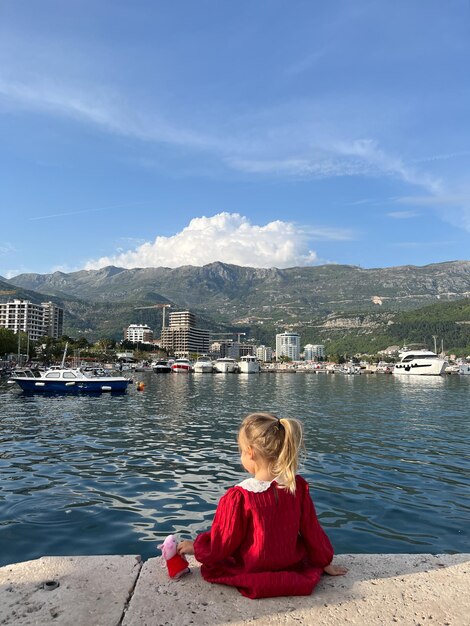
left=178, top=412, right=346, bottom=599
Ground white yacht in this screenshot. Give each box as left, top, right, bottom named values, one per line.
left=393, top=348, right=447, bottom=376
left=238, top=355, right=260, bottom=374
left=171, top=358, right=192, bottom=373
left=193, top=356, right=214, bottom=373
left=214, top=357, right=238, bottom=373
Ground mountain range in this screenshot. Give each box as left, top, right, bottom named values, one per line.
left=2, top=260, right=470, bottom=352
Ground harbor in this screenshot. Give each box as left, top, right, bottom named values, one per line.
left=1, top=373, right=468, bottom=569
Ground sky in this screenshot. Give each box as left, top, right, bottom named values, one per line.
left=1, top=0, right=469, bottom=278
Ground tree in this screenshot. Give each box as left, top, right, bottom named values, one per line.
left=0, top=327, right=18, bottom=356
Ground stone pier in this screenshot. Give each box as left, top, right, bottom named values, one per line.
left=0, top=554, right=468, bottom=625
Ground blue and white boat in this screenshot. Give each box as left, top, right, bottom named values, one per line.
left=8, top=367, right=130, bottom=393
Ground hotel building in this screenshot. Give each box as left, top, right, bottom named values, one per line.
left=0, top=299, right=64, bottom=341
left=276, top=331, right=301, bottom=361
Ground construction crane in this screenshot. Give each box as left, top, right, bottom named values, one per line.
left=134, top=304, right=171, bottom=328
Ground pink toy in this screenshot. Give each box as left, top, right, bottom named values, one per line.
left=158, top=534, right=190, bottom=579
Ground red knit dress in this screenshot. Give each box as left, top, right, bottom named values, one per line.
left=193, top=475, right=334, bottom=599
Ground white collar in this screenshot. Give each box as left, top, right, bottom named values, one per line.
left=237, top=477, right=275, bottom=493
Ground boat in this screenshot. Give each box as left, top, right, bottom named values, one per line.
left=8, top=367, right=130, bottom=393
left=152, top=359, right=172, bottom=373
left=458, top=362, right=470, bottom=375
left=193, top=357, right=214, bottom=373
left=238, top=355, right=260, bottom=374
left=213, top=357, right=238, bottom=373
left=339, top=363, right=362, bottom=375
left=393, top=348, right=447, bottom=376
left=375, top=362, right=393, bottom=374
left=171, top=358, right=192, bottom=373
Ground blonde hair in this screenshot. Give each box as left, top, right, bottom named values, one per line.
left=239, top=412, right=304, bottom=494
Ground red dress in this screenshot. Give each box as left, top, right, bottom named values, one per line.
left=193, top=475, right=334, bottom=599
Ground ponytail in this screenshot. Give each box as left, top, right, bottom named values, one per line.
left=240, top=413, right=304, bottom=494
left=273, top=417, right=303, bottom=494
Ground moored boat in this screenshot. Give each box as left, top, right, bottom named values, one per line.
left=152, top=359, right=172, bottom=373
left=393, top=348, right=447, bottom=376
left=171, top=358, right=192, bottom=373
left=8, top=367, right=130, bottom=393
left=193, top=357, right=214, bottom=373
left=238, top=355, right=260, bottom=374
left=213, top=357, right=238, bottom=373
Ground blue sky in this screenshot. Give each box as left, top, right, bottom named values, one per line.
left=1, top=0, right=469, bottom=277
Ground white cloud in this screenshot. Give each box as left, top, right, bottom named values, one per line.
left=84, top=212, right=346, bottom=270
left=397, top=195, right=470, bottom=233
left=387, top=211, right=420, bottom=219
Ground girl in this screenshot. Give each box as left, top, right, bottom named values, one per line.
left=177, top=412, right=346, bottom=599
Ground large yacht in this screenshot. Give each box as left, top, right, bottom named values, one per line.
left=393, top=348, right=447, bottom=376
left=238, top=355, right=260, bottom=374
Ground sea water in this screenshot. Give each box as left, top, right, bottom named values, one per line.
left=0, top=372, right=468, bottom=566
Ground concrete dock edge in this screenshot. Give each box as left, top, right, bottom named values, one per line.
left=1, top=553, right=468, bottom=626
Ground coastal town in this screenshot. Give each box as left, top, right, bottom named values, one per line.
left=1, top=298, right=469, bottom=382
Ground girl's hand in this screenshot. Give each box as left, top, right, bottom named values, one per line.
left=324, top=563, right=348, bottom=576
left=177, top=540, right=195, bottom=555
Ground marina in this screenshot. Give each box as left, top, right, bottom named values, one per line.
left=0, top=372, right=468, bottom=568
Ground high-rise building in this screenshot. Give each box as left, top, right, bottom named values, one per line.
left=276, top=331, right=300, bottom=361
left=160, top=310, right=210, bottom=357
left=304, top=344, right=325, bottom=360
left=125, top=324, right=154, bottom=343
left=42, top=302, right=64, bottom=339
left=0, top=299, right=64, bottom=341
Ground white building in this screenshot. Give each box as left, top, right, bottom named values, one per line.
left=125, top=324, right=154, bottom=343
left=304, top=344, right=325, bottom=360
left=42, top=301, right=64, bottom=339
left=0, top=299, right=64, bottom=341
left=256, top=345, right=273, bottom=362
left=276, top=331, right=300, bottom=361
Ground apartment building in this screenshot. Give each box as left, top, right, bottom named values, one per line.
left=256, top=344, right=273, bottom=362
left=160, top=310, right=210, bottom=357
left=304, top=344, right=325, bottom=360
left=0, top=299, right=64, bottom=341
left=276, top=331, right=301, bottom=361
left=125, top=324, right=154, bottom=343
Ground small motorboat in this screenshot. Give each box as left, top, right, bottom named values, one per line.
left=8, top=367, right=130, bottom=393
left=152, top=359, right=172, bottom=373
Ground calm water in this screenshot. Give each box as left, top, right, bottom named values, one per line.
left=0, top=372, right=468, bottom=567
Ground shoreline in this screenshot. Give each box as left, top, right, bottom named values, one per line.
left=1, top=553, right=468, bottom=625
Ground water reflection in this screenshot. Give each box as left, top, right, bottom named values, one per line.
left=0, top=374, right=468, bottom=565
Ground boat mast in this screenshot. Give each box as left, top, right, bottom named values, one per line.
left=61, top=342, right=68, bottom=368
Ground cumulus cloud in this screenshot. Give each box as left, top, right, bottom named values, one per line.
left=84, top=212, right=348, bottom=270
